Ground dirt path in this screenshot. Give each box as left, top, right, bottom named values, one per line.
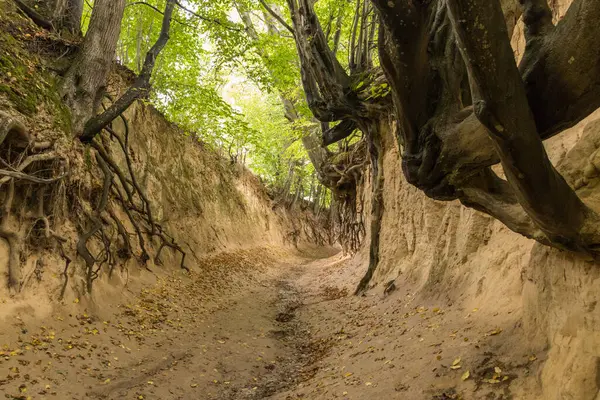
left=0, top=247, right=540, bottom=400
left=0, top=247, right=336, bottom=400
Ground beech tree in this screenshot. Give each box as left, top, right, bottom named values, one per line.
left=283, top=0, right=600, bottom=289
left=60, top=0, right=127, bottom=134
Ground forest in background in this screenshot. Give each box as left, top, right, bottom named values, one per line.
left=87, top=0, right=346, bottom=212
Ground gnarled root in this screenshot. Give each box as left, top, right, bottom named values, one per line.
left=0, top=112, right=66, bottom=292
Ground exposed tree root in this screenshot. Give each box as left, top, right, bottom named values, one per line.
left=0, top=180, right=21, bottom=290
left=13, top=0, right=54, bottom=31
left=355, top=124, right=384, bottom=294
left=77, top=154, right=113, bottom=293
left=0, top=103, right=187, bottom=294
left=0, top=112, right=67, bottom=292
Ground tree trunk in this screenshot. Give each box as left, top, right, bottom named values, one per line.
left=53, top=0, right=83, bottom=34
left=60, top=0, right=126, bottom=135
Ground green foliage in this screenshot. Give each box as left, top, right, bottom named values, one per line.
left=113, top=0, right=329, bottom=204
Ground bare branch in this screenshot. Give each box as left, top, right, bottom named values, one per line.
left=81, top=0, right=176, bottom=141
left=322, top=120, right=357, bottom=146
left=259, top=0, right=294, bottom=35
left=174, top=0, right=242, bottom=32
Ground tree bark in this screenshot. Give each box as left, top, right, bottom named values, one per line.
left=60, top=0, right=126, bottom=135
left=81, top=0, right=175, bottom=142
left=446, top=0, right=600, bottom=249
left=370, top=0, right=600, bottom=253
left=53, top=0, right=83, bottom=34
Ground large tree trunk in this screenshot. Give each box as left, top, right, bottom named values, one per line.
left=60, top=0, right=126, bottom=135
left=53, top=0, right=83, bottom=34
left=369, top=0, right=600, bottom=253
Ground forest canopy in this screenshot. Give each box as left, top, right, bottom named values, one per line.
left=86, top=0, right=339, bottom=205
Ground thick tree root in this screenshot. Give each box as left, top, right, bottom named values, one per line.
left=0, top=112, right=66, bottom=292
left=0, top=105, right=188, bottom=295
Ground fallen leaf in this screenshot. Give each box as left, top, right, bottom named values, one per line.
left=452, top=357, right=461, bottom=366
left=483, top=378, right=500, bottom=384
left=494, top=367, right=502, bottom=374
left=461, top=370, right=470, bottom=381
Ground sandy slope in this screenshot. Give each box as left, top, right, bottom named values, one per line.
left=0, top=245, right=546, bottom=400
left=0, top=247, right=333, bottom=400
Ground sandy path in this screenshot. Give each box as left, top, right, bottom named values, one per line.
left=0, top=247, right=540, bottom=399
left=0, top=248, right=334, bottom=400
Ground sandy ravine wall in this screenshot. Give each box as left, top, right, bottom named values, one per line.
left=347, top=1, right=600, bottom=398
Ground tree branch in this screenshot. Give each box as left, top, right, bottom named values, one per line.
left=259, top=0, right=294, bottom=35
left=174, top=0, right=242, bottom=32
left=80, top=0, right=176, bottom=141
left=322, top=120, right=357, bottom=146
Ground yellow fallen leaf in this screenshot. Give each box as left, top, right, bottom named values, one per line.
left=461, top=370, right=470, bottom=381
left=484, top=378, right=500, bottom=384
left=103, top=379, right=111, bottom=384
left=494, top=367, right=502, bottom=374
left=147, top=381, right=154, bottom=385
left=452, top=357, right=461, bottom=366
left=74, top=298, right=80, bottom=304
left=529, top=355, right=537, bottom=361
left=365, top=382, right=372, bottom=386
left=190, top=383, right=198, bottom=388
left=488, top=328, right=502, bottom=336
left=344, top=372, right=353, bottom=377
left=450, top=365, right=461, bottom=370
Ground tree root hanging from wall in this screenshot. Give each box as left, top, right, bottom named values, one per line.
left=355, top=123, right=384, bottom=294
left=0, top=109, right=188, bottom=295
left=73, top=112, right=189, bottom=293
left=0, top=111, right=68, bottom=293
